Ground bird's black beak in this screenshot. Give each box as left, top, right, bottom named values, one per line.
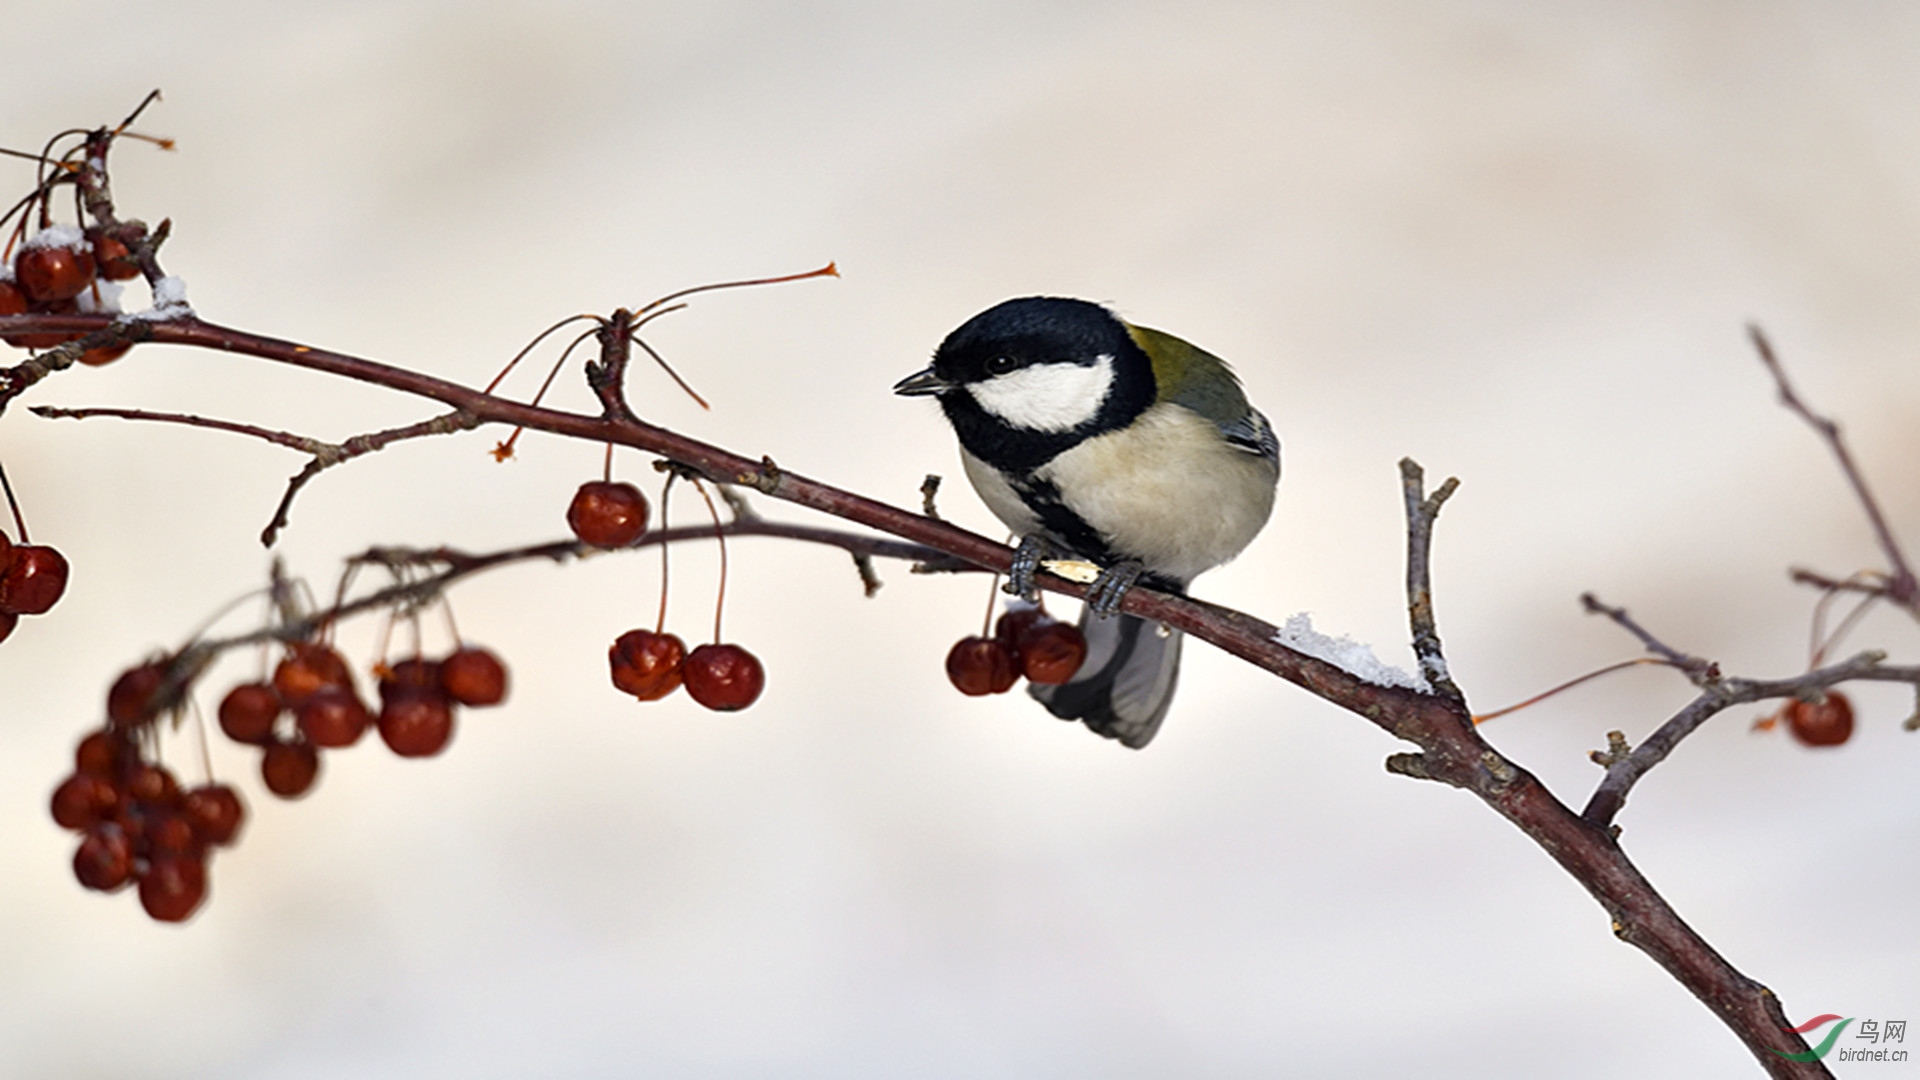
left=892, top=366, right=953, bottom=397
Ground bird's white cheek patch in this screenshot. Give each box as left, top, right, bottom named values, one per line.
left=966, top=355, right=1114, bottom=432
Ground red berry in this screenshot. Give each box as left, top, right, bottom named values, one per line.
left=682, top=643, right=765, bottom=711
left=15, top=244, right=97, bottom=302
left=50, top=772, right=120, bottom=830
left=994, top=607, right=1049, bottom=653
left=0, top=610, right=15, bottom=644
left=378, top=693, right=455, bottom=757
left=296, top=684, right=371, bottom=748
left=139, top=853, right=208, bottom=922
left=261, top=738, right=321, bottom=798
left=144, top=810, right=199, bottom=855
left=107, top=662, right=170, bottom=725
left=1787, top=692, right=1854, bottom=747
left=72, top=822, right=134, bottom=892
left=181, top=784, right=246, bottom=847
left=945, top=636, right=1018, bottom=696
left=124, top=761, right=180, bottom=808
left=0, top=285, right=80, bottom=349
left=89, top=232, right=142, bottom=281
left=566, top=480, right=650, bottom=548
left=0, top=544, right=69, bottom=615
left=609, top=629, right=686, bottom=701
left=74, top=729, right=131, bottom=776
left=440, top=647, right=508, bottom=706
left=272, top=642, right=352, bottom=708
left=1017, top=622, right=1088, bottom=685
left=218, top=682, right=282, bottom=745
left=381, top=657, right=442, bottom=700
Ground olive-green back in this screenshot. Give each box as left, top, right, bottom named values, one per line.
left=1125, top=323, right=1252, bottom=426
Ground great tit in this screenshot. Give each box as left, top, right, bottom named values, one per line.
left=894, top=296, right=1280, bottom=748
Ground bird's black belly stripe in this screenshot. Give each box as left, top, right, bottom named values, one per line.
left=1009, top=476, right=1116, bottom=566
left=1004, top=475, right=1187, bottom=594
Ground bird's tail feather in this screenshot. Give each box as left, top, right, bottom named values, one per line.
left=1029, top=611, right=1182, bottom=749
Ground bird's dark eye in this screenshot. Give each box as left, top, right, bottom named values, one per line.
left=985, top=355, right=1017, bottom=375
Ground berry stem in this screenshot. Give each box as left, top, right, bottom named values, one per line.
left=191, top=696, right=216, bottom=784
left=0, top=455, right=30, bottom=541
left=488, top=323, right=602, bottom=461
left=483, top=314, right=597, bottom=394
left=1471, top=657, right=1674, bottom=724
left=601, top=441, right=614, bottom=484
left=690, top=477, right=727, bottom=644
left=181, top=586, right=274, bottom=651
left=439, top=595, right=464, bottom=650
left=1809, top=581, right=1879, bottom=668
left=654, top=475, right=675, bottom=635
left=373, top=608, right=398, bottom=670
left=980, top=573, right=1001, bottom=638
left=626, top=333, right=710, bottom=410
left=630, top=262, right=838, bottom=317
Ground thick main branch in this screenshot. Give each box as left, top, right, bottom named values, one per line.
left=0, top=312, right=1832, bottom=1074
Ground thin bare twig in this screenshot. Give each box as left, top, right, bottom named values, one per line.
left=1789, top=567, right=1892, bottom=597
left=31, top=402, right=484, bottom=545
left=1400, top=458, right=1463, bottom=703
left=1580, top=592, right=1718, bottom=681
left=1582, top=650, right=1917, bottom=829
left=260, top=412, right=482, bottom=545
left=1750, top=324, right=1918, bottom=613
left=919, top=474, right=942, bottom=519
left=32, top=404, right=338, bottom=453
left=1578, top=589, right=1920, bottom=828
left=181, top=520, right=950, bottom=670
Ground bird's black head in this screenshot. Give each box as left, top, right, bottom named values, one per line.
left=895, top=297, right=1157, bottom=472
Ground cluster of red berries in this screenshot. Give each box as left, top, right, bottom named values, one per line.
left=1, top=222, right=142, bottom=363
left=0, top=529, right=68, bottom=644
left=217, top=640, right=510, bottom=797
left=52, top=636, right=507, bottom=922
left=609, top=629, right=764, bottom=711
left=1757, top=690, right=1855, bottom=747
left=946, top=604, right=1087, bottom=696
left=50, top=670, right=244, bottom=922
left=566, top=477, right=767, bottom=712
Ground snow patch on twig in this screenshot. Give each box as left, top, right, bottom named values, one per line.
left=1275, top=612, right=1429, bottom=691
left=133, top=275, right=193, bottom=321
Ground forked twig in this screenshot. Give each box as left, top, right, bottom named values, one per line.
left=1751, top=324, right=1918, bottom=613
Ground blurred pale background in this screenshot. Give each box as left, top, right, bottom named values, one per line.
left=3, top=2, right=1918, bottom=1077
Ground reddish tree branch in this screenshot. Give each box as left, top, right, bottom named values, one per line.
left=1580, top=648, right=1915, bottom=828
left=163, top=521, right=948, bottom=675
left=0, top=311, right=1842, bottom=1074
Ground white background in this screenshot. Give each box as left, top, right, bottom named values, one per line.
left=2, top=3, right=1917, bottom=1077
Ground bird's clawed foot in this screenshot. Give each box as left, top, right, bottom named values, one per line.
left=1004, top=534, right=1055, bottom=601
left=1085, top=559, right=1145, bottom=619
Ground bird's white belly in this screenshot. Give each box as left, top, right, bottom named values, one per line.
left=1037, top=403, right=1277, bottom=583
left=959, top=447, right=1044, bottom=537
